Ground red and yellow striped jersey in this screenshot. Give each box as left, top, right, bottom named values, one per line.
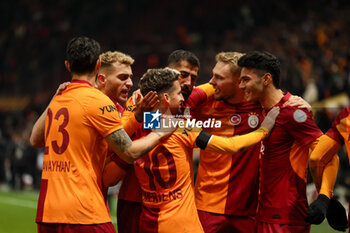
left=194, top=97, right=263, bottom=216
left=135, top=131, right=203, bottom=233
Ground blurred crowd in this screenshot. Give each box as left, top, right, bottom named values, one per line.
left=1, top=0, right=350, bottom=192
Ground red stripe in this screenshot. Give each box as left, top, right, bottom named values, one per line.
left=36, top=179, right=48, bottom=223
left=44, top=146, right=49, bottom=155
left=111, top=153, right=132, bottom=172
left=139, top=206, right=160, bottom=233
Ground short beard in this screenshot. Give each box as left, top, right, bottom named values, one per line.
left=181, top=86, right=191, bottom=101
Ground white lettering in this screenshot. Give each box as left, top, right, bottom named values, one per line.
left=196, top=121, right=203, bottom=128
left=178, top=120, right=184, bottom=128
left=214, top=121, right=221, bottom=128
left=186, top=119, right=196, bottom=128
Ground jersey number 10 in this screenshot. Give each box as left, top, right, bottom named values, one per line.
left=142, top=146, right=177, bottom=191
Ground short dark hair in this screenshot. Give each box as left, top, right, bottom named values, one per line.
left=238, top=51, right=280, bottom=88
left=66, top=37, right=101, bottom=74
left=139, top=68, right=180, bottom=97
left=167, top=50, right=200, bottom=69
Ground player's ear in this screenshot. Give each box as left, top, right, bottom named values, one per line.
left=65, top=60, right=71, bottom=72
left=263, top=73, right=272, bottom=86
left=162, top=93, right=170, bottom=106
left=95, top=59, right=101, bottom=71
left=97, top=74, right=106, bottom=86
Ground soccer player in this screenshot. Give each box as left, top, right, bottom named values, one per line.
left=182, top=51, right=311, bottom=233
left=31, top=37, right=173, bottom=233
left=237, top=51, right=338, bottom=233
left=112, top=50, right=212, bottom=233
left=193, top=52, right=265, bottom=233
left=306, top=106, right=349, bottom=232
left=132, top=67, right=279, bottom=233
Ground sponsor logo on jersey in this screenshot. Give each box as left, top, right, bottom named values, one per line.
left=248, top=113, right=259, bottom=128
left=99, top=105, right=118, bottom=114
left=230, top=114, right=241, bottom=125
left=293, top=109, right=307, bottom=123
left=143, top=110, right=161, bottom=129
left=125, top=105, right=136, bottom=112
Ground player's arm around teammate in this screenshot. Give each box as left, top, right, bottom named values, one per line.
left=196, top=106, right=279, bottom=153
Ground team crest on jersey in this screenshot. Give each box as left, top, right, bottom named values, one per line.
left=183, top=107, right=191, bottom=119
left=293, top=109, right=307, bottom=123
left=230, top=114, right=241, bottom=125
left=248, top=113, right=259, bottom=128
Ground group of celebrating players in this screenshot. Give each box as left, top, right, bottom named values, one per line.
left=30, top=36, right=350, bottom=233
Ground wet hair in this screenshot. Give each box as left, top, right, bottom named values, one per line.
left=66, top=37, right=101, bottom=74
left=167, top=50, right=200, bottom=69
left=238, top=51, right=280, bottom=88
left=139, top=68, right=180, bottom=97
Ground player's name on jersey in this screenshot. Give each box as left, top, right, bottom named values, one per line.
left=42, top=160, right=71, bottom=173
left=162, top=118, right=222, bottom=129
left=142, top=188, right=183, bottom=204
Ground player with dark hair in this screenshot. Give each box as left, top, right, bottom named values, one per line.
left=237, top=50, right=338, bottom=233
left=31, top=37, right=173, bottom=233
left=167, top=50, right=200, bottom=101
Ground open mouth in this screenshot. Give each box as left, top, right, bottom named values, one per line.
left=120, top=90, right=129, bottom=97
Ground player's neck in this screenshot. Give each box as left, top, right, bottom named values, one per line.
left=71, top=73, right=97, bottom=86
left=260, top=87, right=283, bottom=109
left=225, top=93, right=245, bottom=105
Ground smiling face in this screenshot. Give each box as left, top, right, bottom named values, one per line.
left=238, top=67, right=264, bottom=102
left=209, top=61, right=243, bottom=104
left=98, top=61, right=133, bottom=104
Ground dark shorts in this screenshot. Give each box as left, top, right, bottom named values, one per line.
left=37, top=222, right=116, bottom=233
left=198, top=210, right=256, bottom=233
left=117, top=199, right=142, bottom=233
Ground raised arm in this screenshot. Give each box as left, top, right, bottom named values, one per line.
left=122, top=90, right=159, bottom=136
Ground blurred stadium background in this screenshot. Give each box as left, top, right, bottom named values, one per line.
left=1, top=0, right=350, bottom=232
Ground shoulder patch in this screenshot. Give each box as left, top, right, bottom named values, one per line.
left=293, top=109, right=307, bottom=123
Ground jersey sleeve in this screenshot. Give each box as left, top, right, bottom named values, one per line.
left=309, top=135, right=341, bottom=198
left=196, top=83, right=215, bottom=98
left=85, top=93, right=123, bottom=138
left=186, top=83, right=214, bottom=108
left=326, top=107, right=350, bottom=145
left=196, top=126, right=269, bottom=154
left=283, top=108, right=323, bottom=145
left=103, top=152, right=132, bottom=187
left=122, top=97, right=141, bottom=136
